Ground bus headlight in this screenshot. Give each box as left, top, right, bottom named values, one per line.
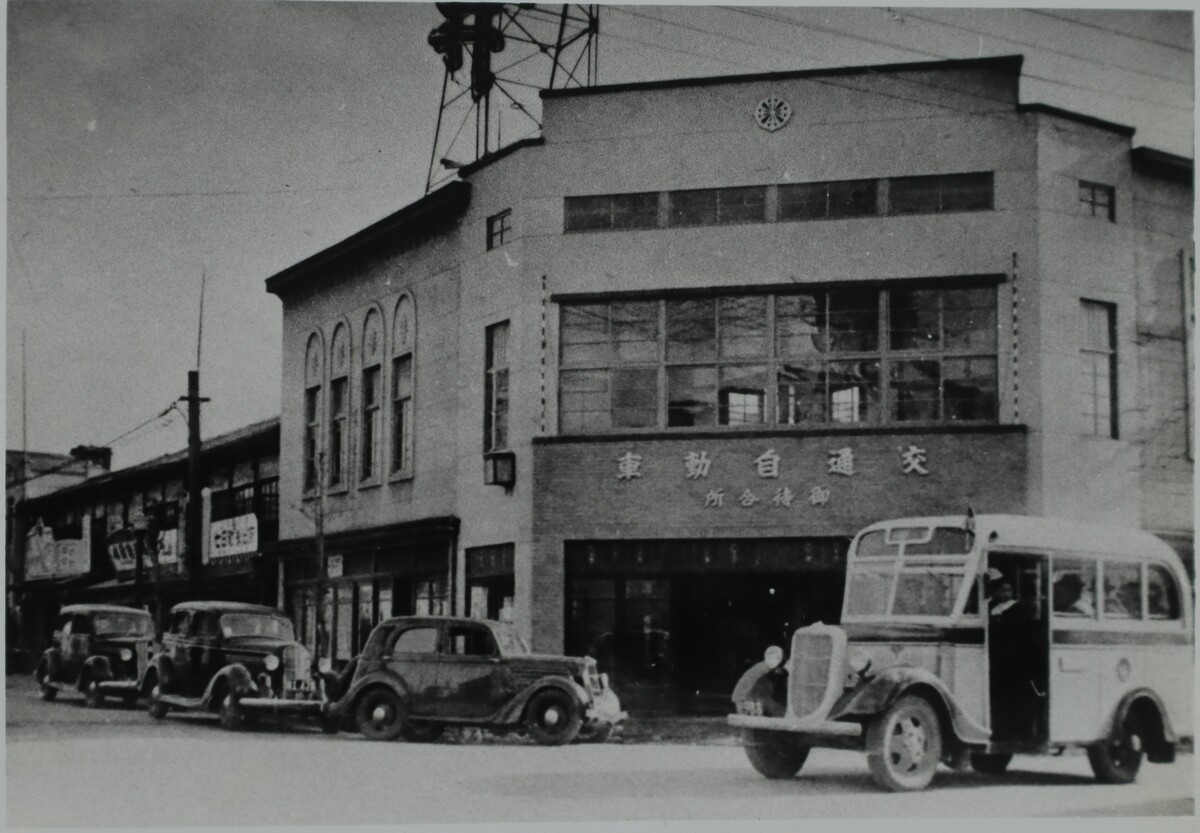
left=263, top=654, right=281, bottom=672
left=763, top=645, right=784, bottom=670
left=119, top=648, right=133, bottom=662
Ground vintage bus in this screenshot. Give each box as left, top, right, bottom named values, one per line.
left=728, top=514, right=1193, bottom=791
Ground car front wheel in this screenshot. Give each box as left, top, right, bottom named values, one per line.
left=866, top=695, right=943, bottom=791
left=146, top=682, right=169, bottom=720
left=525, top=689, right=583, bottom=746
left=355, top=687, right=407, bottom=741
left=35, top=663, right=57, bottom=701
left=219, top=694, right=245, bottom=731
left=1087, top=713, right=1144, bottom=784
left=744, top=729, right=810, bottom=779
left=84, top=678, right=105, bottom=709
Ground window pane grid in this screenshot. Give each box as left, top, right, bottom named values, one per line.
left=561, top=286, right=997, bottom=432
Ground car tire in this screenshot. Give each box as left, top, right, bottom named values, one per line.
left=578, top=723, right=614, bottom=744
left=35, top=663, right=57, bottom=701
left=355, top=687, right=407, bottom=741
left=1087, top=713, right=1144, bottom=784
left=525, top=688, right=583, bottom=746
left=969, top=753, right=1013, bottom=775
left=84, top=678, right=105, bottom=709
left=744, top=729, right=810, bottom=779
left=401, top=722, right=445, bottom=743
left=866, top=695, right=943, bottom=792
left=147, top=686, right=169, bottom=720
left=219, top=694, right=245, bottom=731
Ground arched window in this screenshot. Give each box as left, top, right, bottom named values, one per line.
left=303, top=332, right=324, bottom=493
left=391, top=295, right=416, bottom=477
left=360, top=308, right=384, bottom=481
left=328, top=323, right=351, bottom=488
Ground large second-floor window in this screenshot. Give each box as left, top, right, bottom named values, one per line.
left=304, top=387, right=320, bottom=492
left=361, top=366, right=380, bottom=481
left=559, top=283, right=998, bottom=433
left=485, top=322, right=510, bottom=451
left=392, top=356, right=413, bottom=474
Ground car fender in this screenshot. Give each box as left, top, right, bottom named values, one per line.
left=82, top=655, right=114, bottom=685
left=495, top=675, right=589, bottom=725
left=830, top=665, right=990, bottom=745
left=1110, top=687, right=1176, bottom=763
left=330, top=669, right=413, bottom=719
left=201, top=664, right=258, bottom=709
left=146, top=654, right=176, bottom=692
left=37, top=648, right=61, bottom=680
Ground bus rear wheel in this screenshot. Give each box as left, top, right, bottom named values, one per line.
left=1088, top=714, right=1144, bottom=784
left=744, top=729, right=809, bottom=779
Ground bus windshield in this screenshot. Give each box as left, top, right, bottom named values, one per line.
left=844, top=525, right=976, bottom=618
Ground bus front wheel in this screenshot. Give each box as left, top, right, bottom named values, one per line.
left=866, top=695, right=943, bottom=791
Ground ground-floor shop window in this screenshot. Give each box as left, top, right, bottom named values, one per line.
left=414, top=577, right=448, bottom=615
left=468, top=577, right=515, bottom=621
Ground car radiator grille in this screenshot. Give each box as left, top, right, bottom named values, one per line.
left=283, top=645, right=312, bottom=685
left=789, top=628, right=835, bottom=719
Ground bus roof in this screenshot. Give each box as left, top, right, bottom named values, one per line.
left=856, top=514, right=1184, bottom=565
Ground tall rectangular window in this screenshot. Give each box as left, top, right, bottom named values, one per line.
left=1081, top=300, right=1118, bottom=438
left=485, top=322, right=510, bottom=451
left=303, top=387, right=320, bottom=492
left=329, top=376, right=348, bottom=487
left=487, top=209, right=512, bottom=250
left=391, top=355, right=413, bottom=475
left=1079, top=181, right=1116, bottom=222
left=360, top=366, right=380, bottom=481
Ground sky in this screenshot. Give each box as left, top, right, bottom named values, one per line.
left=5, top=1, right=1194, bottom=472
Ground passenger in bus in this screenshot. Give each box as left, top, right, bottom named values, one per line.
left=1052, top=572, right=1095, bottom=617
left=987, top=576, right=1018, bottom=619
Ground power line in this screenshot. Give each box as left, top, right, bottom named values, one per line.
left=1026, top=9, right=1192, bottom=53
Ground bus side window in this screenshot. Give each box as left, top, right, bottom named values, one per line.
left=1146, top=564, right=1182, bottom=620
left=1052, top=560, right=1097, bottom=618
left=1101, top=562, right=1141, bottom=619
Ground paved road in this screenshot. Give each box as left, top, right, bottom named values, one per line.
left=6, top=677, right=1194, bottom=828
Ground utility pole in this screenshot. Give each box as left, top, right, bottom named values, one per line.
left=181, top=370, right=209, bottom=598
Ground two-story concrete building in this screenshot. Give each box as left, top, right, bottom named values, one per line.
left=265, top=55, right=1193, bottom=713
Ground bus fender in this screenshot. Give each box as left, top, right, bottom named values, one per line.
left=731, top=661, right=788, bottom=717
left=830, top=665, right=990, bottom=745
left=1111, top=687, right=1176, bottom=763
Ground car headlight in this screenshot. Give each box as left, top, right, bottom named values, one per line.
left=763, top=645, right=784, bottom=670
left=119, top=648, right=133, bottom=662
left=848, top=650, right=872, bottom=675
left=263, top=654, right=281, bottom=671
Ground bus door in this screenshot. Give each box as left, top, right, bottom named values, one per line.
left=985, top=553, right=1049, bottom=744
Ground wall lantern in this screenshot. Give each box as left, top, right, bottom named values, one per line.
left=483, top=451, right=516, bottom=488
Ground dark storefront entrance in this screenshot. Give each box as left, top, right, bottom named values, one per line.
left=565, top=538, right=847, bottom=714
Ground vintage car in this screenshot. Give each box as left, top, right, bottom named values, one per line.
left=729, top=514, right=1193, bottom=791
left=34, top=604, right=155, bottom=707
left=142, top=601, right=332, bottom=731
left=326, top=615, right=625, bottom=744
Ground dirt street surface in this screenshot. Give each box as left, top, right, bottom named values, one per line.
left=6, top=675, right=1193, bottom=828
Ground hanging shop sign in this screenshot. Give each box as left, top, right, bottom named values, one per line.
left=25, top=519, right=91, bottom=580
left=106, top=528, right=139, bottom=573
left=209, top=513, right=259, bottom=560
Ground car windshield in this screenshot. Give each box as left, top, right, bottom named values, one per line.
left=489, top=623, right=530, bottom=655
left=219, top=614, right=294, bottom=641
left=92, top=614, right=153, bottom=637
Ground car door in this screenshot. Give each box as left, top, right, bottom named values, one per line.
left=385, top=624, right=441, bottom=716
left=66, top=614, right=94, bottom=681
left=187, top=612, right=222, bottom=698
left=163, top=610, right=192, bottom=695
left=51, top=614, right=74, bottom=682
left=437, top=623, right=514, bottom=719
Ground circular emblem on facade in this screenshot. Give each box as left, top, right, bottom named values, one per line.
left=754, top=95, right=792, bottom=132
left=1116, top=657, right=1131, bottom=682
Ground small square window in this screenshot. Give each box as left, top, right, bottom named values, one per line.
left=1079, top=181, right=1115, bottom=222
left=487, top=209, right=512, bottom=250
